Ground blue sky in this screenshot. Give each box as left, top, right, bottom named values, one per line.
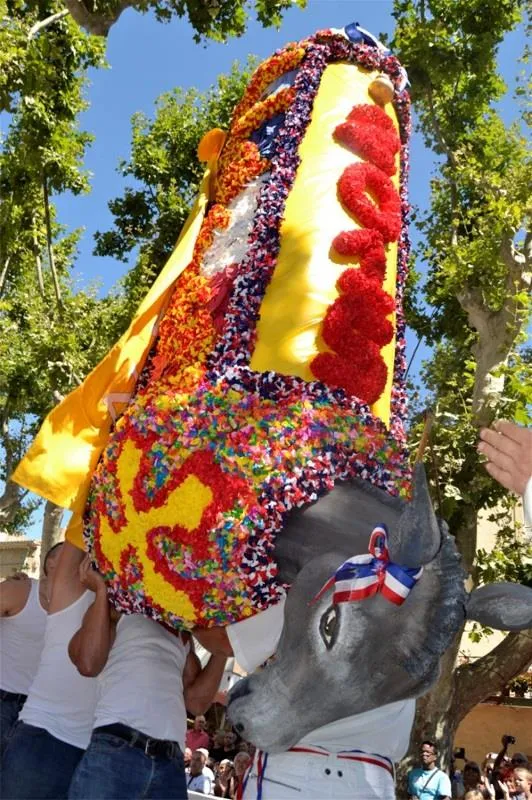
left=59, top=1, right=426, bottom=296
left=17, top=1, right=529, bottom=537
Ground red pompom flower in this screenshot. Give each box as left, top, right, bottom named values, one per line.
left=334, top=104, right=400, bottom=176
left=338, top=162, right=401, bottom=243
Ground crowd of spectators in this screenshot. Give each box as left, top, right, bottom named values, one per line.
left=408, top=736, right=531, bottom=800
left=454, top=736, right=532, bottom=800
left=184, top=715, right=253, bottom=797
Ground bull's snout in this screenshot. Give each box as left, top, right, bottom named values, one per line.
left=228, top=678, right=253, bottom=735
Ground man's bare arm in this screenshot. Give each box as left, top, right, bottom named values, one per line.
left=192, top=626, right=234, bottom=657
left=183, top=646, right=227, bottom=716
left=68, top=556, right=117, bottom=677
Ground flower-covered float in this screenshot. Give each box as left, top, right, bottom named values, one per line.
left=14, top=23, right=413, bottom=632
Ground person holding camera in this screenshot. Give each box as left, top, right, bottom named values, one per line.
left=490, top=736, right=529, bottom=799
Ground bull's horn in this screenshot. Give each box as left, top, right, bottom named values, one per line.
left=391, top=463, right=441, bottom=567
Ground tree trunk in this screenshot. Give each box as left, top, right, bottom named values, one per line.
left=64, top=0, right=131, bottom=36
left=396, top=634, right=462, bottom=799
left=39, top=500, right=65, bottom=575
left=0, top=480, right=24, bottom=528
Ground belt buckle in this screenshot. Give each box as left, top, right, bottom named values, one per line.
left=144, top=737, right=172, bottom=759
left=145, top=738, right=156, bottom=758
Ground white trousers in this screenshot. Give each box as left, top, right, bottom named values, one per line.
left=242, top=750, right=395, bottom=799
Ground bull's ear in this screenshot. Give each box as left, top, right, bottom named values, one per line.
left=389, top=463, right=441, bottom=567
left=467, top=583, right=532, bottom=630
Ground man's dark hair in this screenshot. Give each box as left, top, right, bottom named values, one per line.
left=43, top=542, right=63, bottom=576
left=422, top=740, right=438, bottom=753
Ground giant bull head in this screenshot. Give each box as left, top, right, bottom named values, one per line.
left=228, top=465, right=532, bottom=752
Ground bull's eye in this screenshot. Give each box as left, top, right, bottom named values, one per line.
left=320, top=605, right=338, bottom=650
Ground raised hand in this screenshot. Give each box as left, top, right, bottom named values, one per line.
left=478, top=421, right=532, bottom=496
left=79, top=554, right=107, bottom=594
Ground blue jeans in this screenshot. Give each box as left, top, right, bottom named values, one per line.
left=0, top=721, right=84, bottom=799
left=0, top=691, right=26, bottom=757
left=68, top=727, right=188, bottom=799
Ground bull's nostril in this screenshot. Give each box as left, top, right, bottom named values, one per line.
left=235, top=722, right=245, bottom=734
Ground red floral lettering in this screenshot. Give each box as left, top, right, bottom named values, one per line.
left=311, top=102, right=402, bottom=406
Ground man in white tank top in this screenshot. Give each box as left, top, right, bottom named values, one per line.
left=67, top=557, right=227, bottom=800
left=0, top=542, right=62, bottom=755
left=1, top=542, right=98, bottom=799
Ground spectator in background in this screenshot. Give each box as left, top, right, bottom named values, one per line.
left=483, top=754, right=498, bottom=784
left=0, top=543, right=63, bottom=756
left=1, top=542, right=97, bottom=799
left=213, top=759, right=234, bottom=798
left=221, top=730, right=239, bottom=761
left=511, top=755, right=530, bottom=771
left=463, top=762, right=485, bottom=795
left=407, top=740, right=452, bottom=800
left=512, top=768, right=532, bottom=800
left=186, top=714, right=211, bottom=752
left=184, top=746, right=192, bottom=770
left=211, top=729, right=226, bottom=763
left=186, top=749, right=212, bottom=795
left=196, top=747, right=215, bottom=783
left=228, top=751, right=251, bottom=799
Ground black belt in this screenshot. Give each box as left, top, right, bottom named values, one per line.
left=94, top=723, right=182, bottom=760
left=0, top=689, right=27, bottom=704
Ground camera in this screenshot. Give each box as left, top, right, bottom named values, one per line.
left=503, top=735, right=516, bottom=745
left=453, top=748, right=466, bottom=760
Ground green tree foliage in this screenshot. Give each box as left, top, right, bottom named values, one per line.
left=94, top=59, right=255, bottom=310
left=0, top=4, right=126, bottom=537
left=50, top=0, right=306, bottom=40
left=390, top=0, right=531, bottom=782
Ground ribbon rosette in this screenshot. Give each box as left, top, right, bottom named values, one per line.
left=311, top=524, right=423, bottom=607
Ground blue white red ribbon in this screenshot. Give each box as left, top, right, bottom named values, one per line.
left=311, top=524, right=423, bottom=606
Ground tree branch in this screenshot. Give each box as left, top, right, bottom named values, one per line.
left=32, top=219, right=45, bottom=298
left=457, top=225, right=531, bottom=425
left=453, top=630, right=532, bottom=718
left=27, top=9, right=69, bottom=41
left=42, top=172, right=63, bottom=310
left=0, top=255, right=11, bottom=296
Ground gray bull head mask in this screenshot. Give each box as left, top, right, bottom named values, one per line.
left=228, top=465, right=532, bottom=753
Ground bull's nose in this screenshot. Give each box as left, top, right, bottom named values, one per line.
left=229, top=678, right=251, bottom=703
left=234, top=722, right=245, bottom=734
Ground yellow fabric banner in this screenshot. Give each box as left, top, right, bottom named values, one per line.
left=11, top=168, right=212, bottom=535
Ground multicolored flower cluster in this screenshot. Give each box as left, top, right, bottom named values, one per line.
left=215, top=139, right=268, bottom=206
left=232, top=87, right=296, bottom=138
left=85, top=376, right=410, bottom=627
left=231, top=45, right=305, bottom=122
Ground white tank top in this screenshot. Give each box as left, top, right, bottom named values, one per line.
left=20, top=591, right=97, bottom=749
left=94, top=614, right=189, bottom=747
left=0, top=579, right=47, bottom=694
